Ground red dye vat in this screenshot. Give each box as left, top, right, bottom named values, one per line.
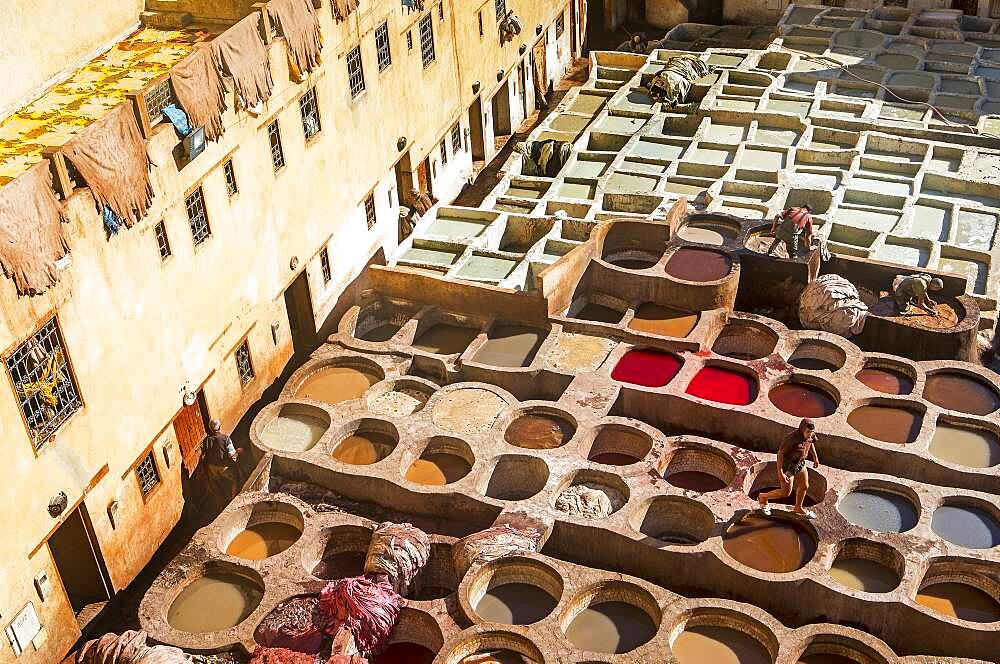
left=371, top=643, right=436, bottom=664
left=611, top=349, right=683, bottom=388
left=686, top=366, right=758, bottom=405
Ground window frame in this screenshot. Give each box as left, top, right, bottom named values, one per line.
left=419, top=13, right=436, bottom=67
left=299, top=87, right=322, bottom=139
left=440, top=139, right=448, bottom=166
left=320, top=247, right=332, bottom=284
left=364, top=193, right=377, bottom=230
left=347, top=45, right=366, bottom=97
left=185, top=186, right=211, bottom=246
left=223, top=158, right=238, bottom=197
left=451, top=123, right=462, bottom=153
left=375, top=21, right=392, bottom=72
left=135, top=450, right=161, bottom=498
left=267, top=119, right=285, bottom=172
left=495, top=0, right=506, bottom=20
left=556, top=11, right=565, bottom=38
left=235, top=338, right=255, bottom=387
left=154, top=220, right=172, bottom=260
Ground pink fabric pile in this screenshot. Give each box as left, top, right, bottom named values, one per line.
left=317, top=576, right=401, bottom=657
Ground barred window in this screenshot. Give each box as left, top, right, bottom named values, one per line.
left=300, top=87, right=321, bottom=138
left=451, top=123, right=462, bottom=153
left=478, top=10, right=484, bottom=37
left=320, top=247, right=332, bottom=283
left=438, top=3, right=444, bottom=19
left=347, top=46, right=366, bottom=97
left=420, top=14, right=435, bottom=67
left=440, top=139, right=448, bottom=165
left=136, top=451, right=161, bottom=496
left=407, top=30, right=413, bottom=51
left=144, top=79, right=176, bottom=124
left=186, top=187, right=211, bottom=245
left=154, top=221, right=171, bottom=260
left=5, top=317, right=82, bottom=449
left=235, top=339, right=254, bottom=386
left=223, top=158, right=238, bottom=197
left=268, top=120, right=285, bottom=171
left=364, top=194, right=377, bottom=230
left=495, top=0, right=506, bottom=20
left=556, top=11, right=565, bottom=38
left=376, top=22, right=392, bottom=71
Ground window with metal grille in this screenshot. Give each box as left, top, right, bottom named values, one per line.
left=320, top=247, right=332, bottom=283
left=268, top=120, right=285, bottom=171
left=235, top=339, right=254, bottom=386
left=154, top=221, right=171, bottom=260
left=438, top=2, right=444, bottom=19
left=223, top=158, right=238, bottom=197
left=440, top=139, right=448, bottom=165
left=186, top=187, right=211, bottom=245
left=347, top=46, right=366, bottom=97
left=136, top=451, right=161, bottom=496
left=144, top=79, right=176, bottom=125
left=451, top=123, right=462, bottom=152
left=376, top=22, right=392, bottom=71
left=5, top=317, right=82, bottom=449
left=556, top=11, right=565, bottom=38
left=364, top=194, right=377, bottom=229
left=300, top=88, right=321, bottom=138
left=407, top=30, right=413, bottom=50
left=478, top=10, right=484, bottom=36
left=420, top=14, right=435, bottom=67
left=495, top=0, right=506, bottom=20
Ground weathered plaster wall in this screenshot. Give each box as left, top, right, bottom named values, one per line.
left=647, top=0, right=689, bottom=29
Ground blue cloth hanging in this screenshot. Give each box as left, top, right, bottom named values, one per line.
left=161, top=104, right=192, bottom=137
left=102, top=206, right=122, bottom=236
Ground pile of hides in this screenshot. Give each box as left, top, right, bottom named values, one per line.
left=212, top=12, right=274, bottom=110
left=271, top=479, right=343, bottom=512
left=554, top=484, right=614, bottom=520
left=254, top=596, right=325, bottom=653
left=364, top=522, right=430, bottom=596
left=799, top=274, right=869, bottom=337
left=411, top=191, right=435, bottom=216
left=61, top=103, right=152, bottom=230
left=0, top=160, right=68, bottom=295
left=317, top=576, right=401, bottom=657
left=170, top=46, right=227, bottom=141
left=268, top=0, right=323, bottom=75
left=76, top=631, right=186, bottom=664
left=515, top=140, right=572, bottom=178
left=453, top=521, right=543, bottom=575
left=648, top=57, right=714, bottom=106
left=331, top=0, right=360, bottom=21
left=247, top=649, right=318, bottom=664
left=499, top=10, right=522, bottom=43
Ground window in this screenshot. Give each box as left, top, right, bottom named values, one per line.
left=154, top=221, right=171, bottom=260
left=440, top=139, right=448, bottom=165
left=451, top=123, right=462, bottom=152
left=388, top=187, right=395, bottom=207
left=268, top=120, right=285, bottom=171
left=364, top=194, right=377, bottom=230
left=300, top=87, right=321, bottom=138
left=235, top=339, right=254, bottom=386
left=144, top=79, right=176, bottom=124
left=406, top=31, right=413, bottom=51
left=185, top=187, right=211, bottom=245
left=136, top=451, right=161, bottom=497
left=495, top=0, right=506, bottom=20
left=5, top=317, right=82, bottom=449
left=223, top=158, right=238, bottom=196
left=320, top=247, right=332, bottom=284
left=419, top=14, right=435, bottom=67
left=438, top=3, right=444, bottom=19
left=556, top=11, right=565, bottom=38
left=347, top=45, right=366, bottom=97
left=376, top=22, right=392, bottom=71
left=478, top=10, right=484, bottom=37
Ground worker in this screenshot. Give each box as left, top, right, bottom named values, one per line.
left=617, top=34, right=647, bottom=54
left=766, top=204, right=814, bottom=258
left=893, top=273, right=944, bottom=315
left=758, top=418, right=820, bottom=519
left=202, top=419, right=242, bottom=505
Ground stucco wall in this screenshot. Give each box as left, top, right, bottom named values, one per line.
left=647, top=0, right=689, bottom=29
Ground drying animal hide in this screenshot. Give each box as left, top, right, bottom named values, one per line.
left=268, top=0, right=323, bottom=75
left=248, top=647, right=319, bottom=664
left=317, top=577, right=401, bottom=657
left=411, top=191, right=435, bottom=216
left=799, top=273, right=869, bottom=337
left=254, top=596, right=325, bottom=653
left=0, top=160, right=68, bottom=295
left=212, top=12, right=274, bottom=109
left=76, top=631, right=186, bottom=664
left=515, top=140, right=572, bottom=178
left=61, top=103, right=152, bottom=229
left=364, top=522, right=429, bottom=596
left=453, top=523, right=543, bottom=576
left=648, top=57, right=714, bottom=106
left=170, top=46, right=227, bottom=141
left=554, top=484, right=615, bottom=520
left=331, top=0, right=360, bottom=21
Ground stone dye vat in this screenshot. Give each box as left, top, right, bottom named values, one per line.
left=924, top=372, right=1000, bottom=415
left=505, top=412, right=575, bottom=449
left=665, top=247, right=733, bottom=281
left=474, top=584, right=559, bottom=624
left=405, top=452, right=472, bottom=485
left=259, top=405, right=329, bottom=452
left=916, top=583, right=1000, bottom=622
left=855, top=366, right=913, bottom=395
left=930, top=504, right=1000, bottom=549
left=586, top=426, right=652, bottom=465
left=828, top=558, right=900, bottom=593
left=628, top=304, right=699, bottom=337
left=331, top=423, right=398, bottom=465
left=672, top=625, right=771, bottom=664
left=413, top=324, right=480, bottom=355
left=929, top=423, right=1000, bottom=468
left=838, top=489, right=918, bottom=533
left=166, top=571, right=263, bottom=634
left=677, top=218, right=740, bottom=245
left=296, top=365, right=382, bottom=404
left=769, top=381, right=838, bottom=418
left=723, top=514, right=816, bottom=573
left=686, top=366, right=758, bottom=405
left=847, top=405, right=922, bottom=444
left=226, top=522, right=301, bottom=560
left=473, top=325, right=546, bottom=367
left=371, top=643, right=437, bottom=664
left=563, top=601, right=657, bottom=654
left=573, top=301, right=625, bottom=323
left=611, top=349, right=683, bottom=387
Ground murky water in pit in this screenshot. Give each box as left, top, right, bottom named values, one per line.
left=260, top=413, right=328, bottom=452
left=332, top=431, right=396, bottom=465
left=930, top=424, right=1000, bottom=468
left=564, top=601, right=657, bottom=653
left=505, top=414, right=575, bottom=449
left=405, top=453, right=472, bottom=485
left=829, top=557, right=900, bottom=592
left=673, top=625, right=771, bottom=664
left=226, top=522, right=301, bottom=560
left=167, top=573, right=262, bottom=634
left=297, top=366, right=380, bottom=404
left=474, top=583, right=557, bottom=624
left=722, top=514, right=815, bottom=573
left=916, top=583, right=1000, bottom=622
left=855, top=367, right=913, bottom=394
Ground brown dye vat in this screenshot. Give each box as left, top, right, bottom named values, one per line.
left=748, top=485, right=818, bottom=507
left=587, top=428, right=648, bottom=466
left=789, top=357, right=839, bottom=371
left=473, top=325, right=545, bottom=367
left=359, top=323, right=402, bottom=342
left=312, top=550, right=366, bottom=580
left=868, top=296, right=959, bottom=329
left=916, top=582, right=1000, bottom=622
left=769, top=383, right=837, bottom=418
left=930, top=424, right=1000, bottom=468
left=564, top=601, right=657, bottom=654
left=226, top=522, right=301, bottom=560
left=607, top=256, right=659, bottom=270
left=848, top=405, right=922, bottom=444
left=372, top=643, right=436, bottom=664
left=798, top=655, right=859, bottom=664
left=459, top=651, right=530, bottom=664
left=332, top=431, right=396, bottom=464
left=405, top=453, right=472, bottom=485
left=668, top=471, right=728, bottom=492
left=413, top=324, right=479, bottom=354
left=723, top=515, right=816, bottom=573
left=924, top=373, right=1000, bottom=415
left=673, top=625, right=771, bottom=664
left=855, top=367, right=913, bottom=395
left=505, top=414, right=575, bottom=449
left=665, top=247, right=732, bottom=282
left=167, top=573, right=262, bottom=634
left=575, top=302, right=625, bottom=323
left=590, top=452, right=640, bottom=465
left=628, top=304, right=699, bottom=337
left=828, top=558, right=900, bottom=593
left=473, top=583, right=558, bottom=624
left=297, top=366, right=380, bottom=404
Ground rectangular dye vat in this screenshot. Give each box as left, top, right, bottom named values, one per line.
left=631, top=139, right=688, bottom=162
left=874, top=240, right=929, bottom=267
left=425, top=215, right=491, bottom=240
left=454, top=255, right=518, bottom=282
left=766, top=98, right=812, bottom=116
left=833, top=207, right=902, bottom=233
left=690, top=145, right=736, bottom=166
left=596, top=115, right=647, bottom=133
left=938, top=256, right=988, bottom=294
left=910, top=203, right=951, bottom=241
left=953, top=210, right=997, bottom=250
left=605, top=172, right=660, bottom=193
left=400, top=246, right=462, bottom=266
left=568, top=157, right=612, bottom=179
left=569, top=92, right=609, bottom=115
left=704, top=123, right=748, bottom=143
left=558, top=181, right=598, bottom=199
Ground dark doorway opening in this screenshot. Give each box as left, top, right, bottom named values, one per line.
left=491, top=80, right=513, bottom=138
left=283, top=270, right=317, bottom=356
left=469, top=97, right=486, bottom=161
left=48, top=505, right=112, bottom=615
left=627, top=0, right=646, bottom=23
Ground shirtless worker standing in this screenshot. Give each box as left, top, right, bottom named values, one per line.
left=758, top=418, right=820, bottom=518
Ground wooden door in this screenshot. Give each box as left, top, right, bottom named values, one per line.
left=417, top=158, right=432, bottom=196
left=173, top=399, right=206, bottom=475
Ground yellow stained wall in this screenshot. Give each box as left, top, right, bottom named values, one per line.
left=0, top=0, right=577, bottom=660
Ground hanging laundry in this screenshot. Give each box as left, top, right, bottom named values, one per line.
left=0, top=160, right=68, bottom=295
left=268, top=0, right=323, bottom=75
left=170, top=46, right=227, bottom=141
left=212, top=11, right=274, bottom=109
left=160, top=105, right=192, bottom=137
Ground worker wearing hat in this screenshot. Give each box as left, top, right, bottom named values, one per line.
left=893, top=273, right=944, bottom=316
left=201, top=418, right=242, bottom=506
left=758, top=418, right=821, bottom=519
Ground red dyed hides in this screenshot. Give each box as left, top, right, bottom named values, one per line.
left=686, top=366, right=758, bottom=405
left=254, top=596, right=325, bottom=653
left=610, top=349, right=683, bottom=387
left=249, top=647, right=319, bottom=664
left=318, top=576, right=401, bottom=657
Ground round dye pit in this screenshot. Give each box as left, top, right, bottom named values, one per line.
left=838, top=489, right=918, bottom=533
left=458, top=651, right=530, bottom=664
left=611, top=349, right=683, bottom=388
left=332, top=430, right=397, bottom=465
left=668, top=471, right=729, bottom=492
left=474, top=583, right=559, bottom=625
left=924, top=373, right=1000, bottom=415
left=605, top=253, right=660, bottom=270
left=930, top=423, right=1000, bottom=468
left=665, top=247, right=733, bottom=282
left=573, top=301, right=626, bottom=324
left=368, top=386, right=432, bottom=417
left=628, top=303, right=699, bottom=338
left=260, top=406, right=329, bottom=452
left=828, top=557, right=900, bottom=593
left=797, top=655, right=863, bottom=664
left=672, top=625, right=772, bottom=664
left=848, top=405, right=922, bottom=444
left=748, top=482, right=819, bottom=508
left=484, top=455, right=549, bottom=501
left=432, top=388, right=508, bottom=435
left=226, top=522, right=302, bottom=560
left=555, top=479, right=627, bottom=520
left=723, top=514, right=816, bottom=573
left=855, top=366, right=913, bottom=395
left=931, top=504, right=1000, bottom=549
left=632, top=496, right=715, bottom=544
left=769, top=382, right=837, bottom=418
left=587, top=426, right=651, bottom=466
left=686, top=366, right=758, bottom=405
left=413, top=324, right=480, bottom=355
left=788, top=357, right=839, bottom=371
left=167, top=572, right=263, bottom=634
left=677, top=219, right=739, bottom=245
left=712, top=322, right=778, bottom=360
left=917, top=582, right=1000, bottom=622
left=357, top=321, right=403, bottom=342
left=372, top=643, right=437, bottom=664
left=296, top=365, right=381, bottom=404
left=405, top=453, right=472, bottom=485
left=473, top=325, right=546, bottom=367
left=505, top=413, right=575, bottom=449
left=564, top=601, right=657, bottom=654
left=309, top=526, right=371, bottom=580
